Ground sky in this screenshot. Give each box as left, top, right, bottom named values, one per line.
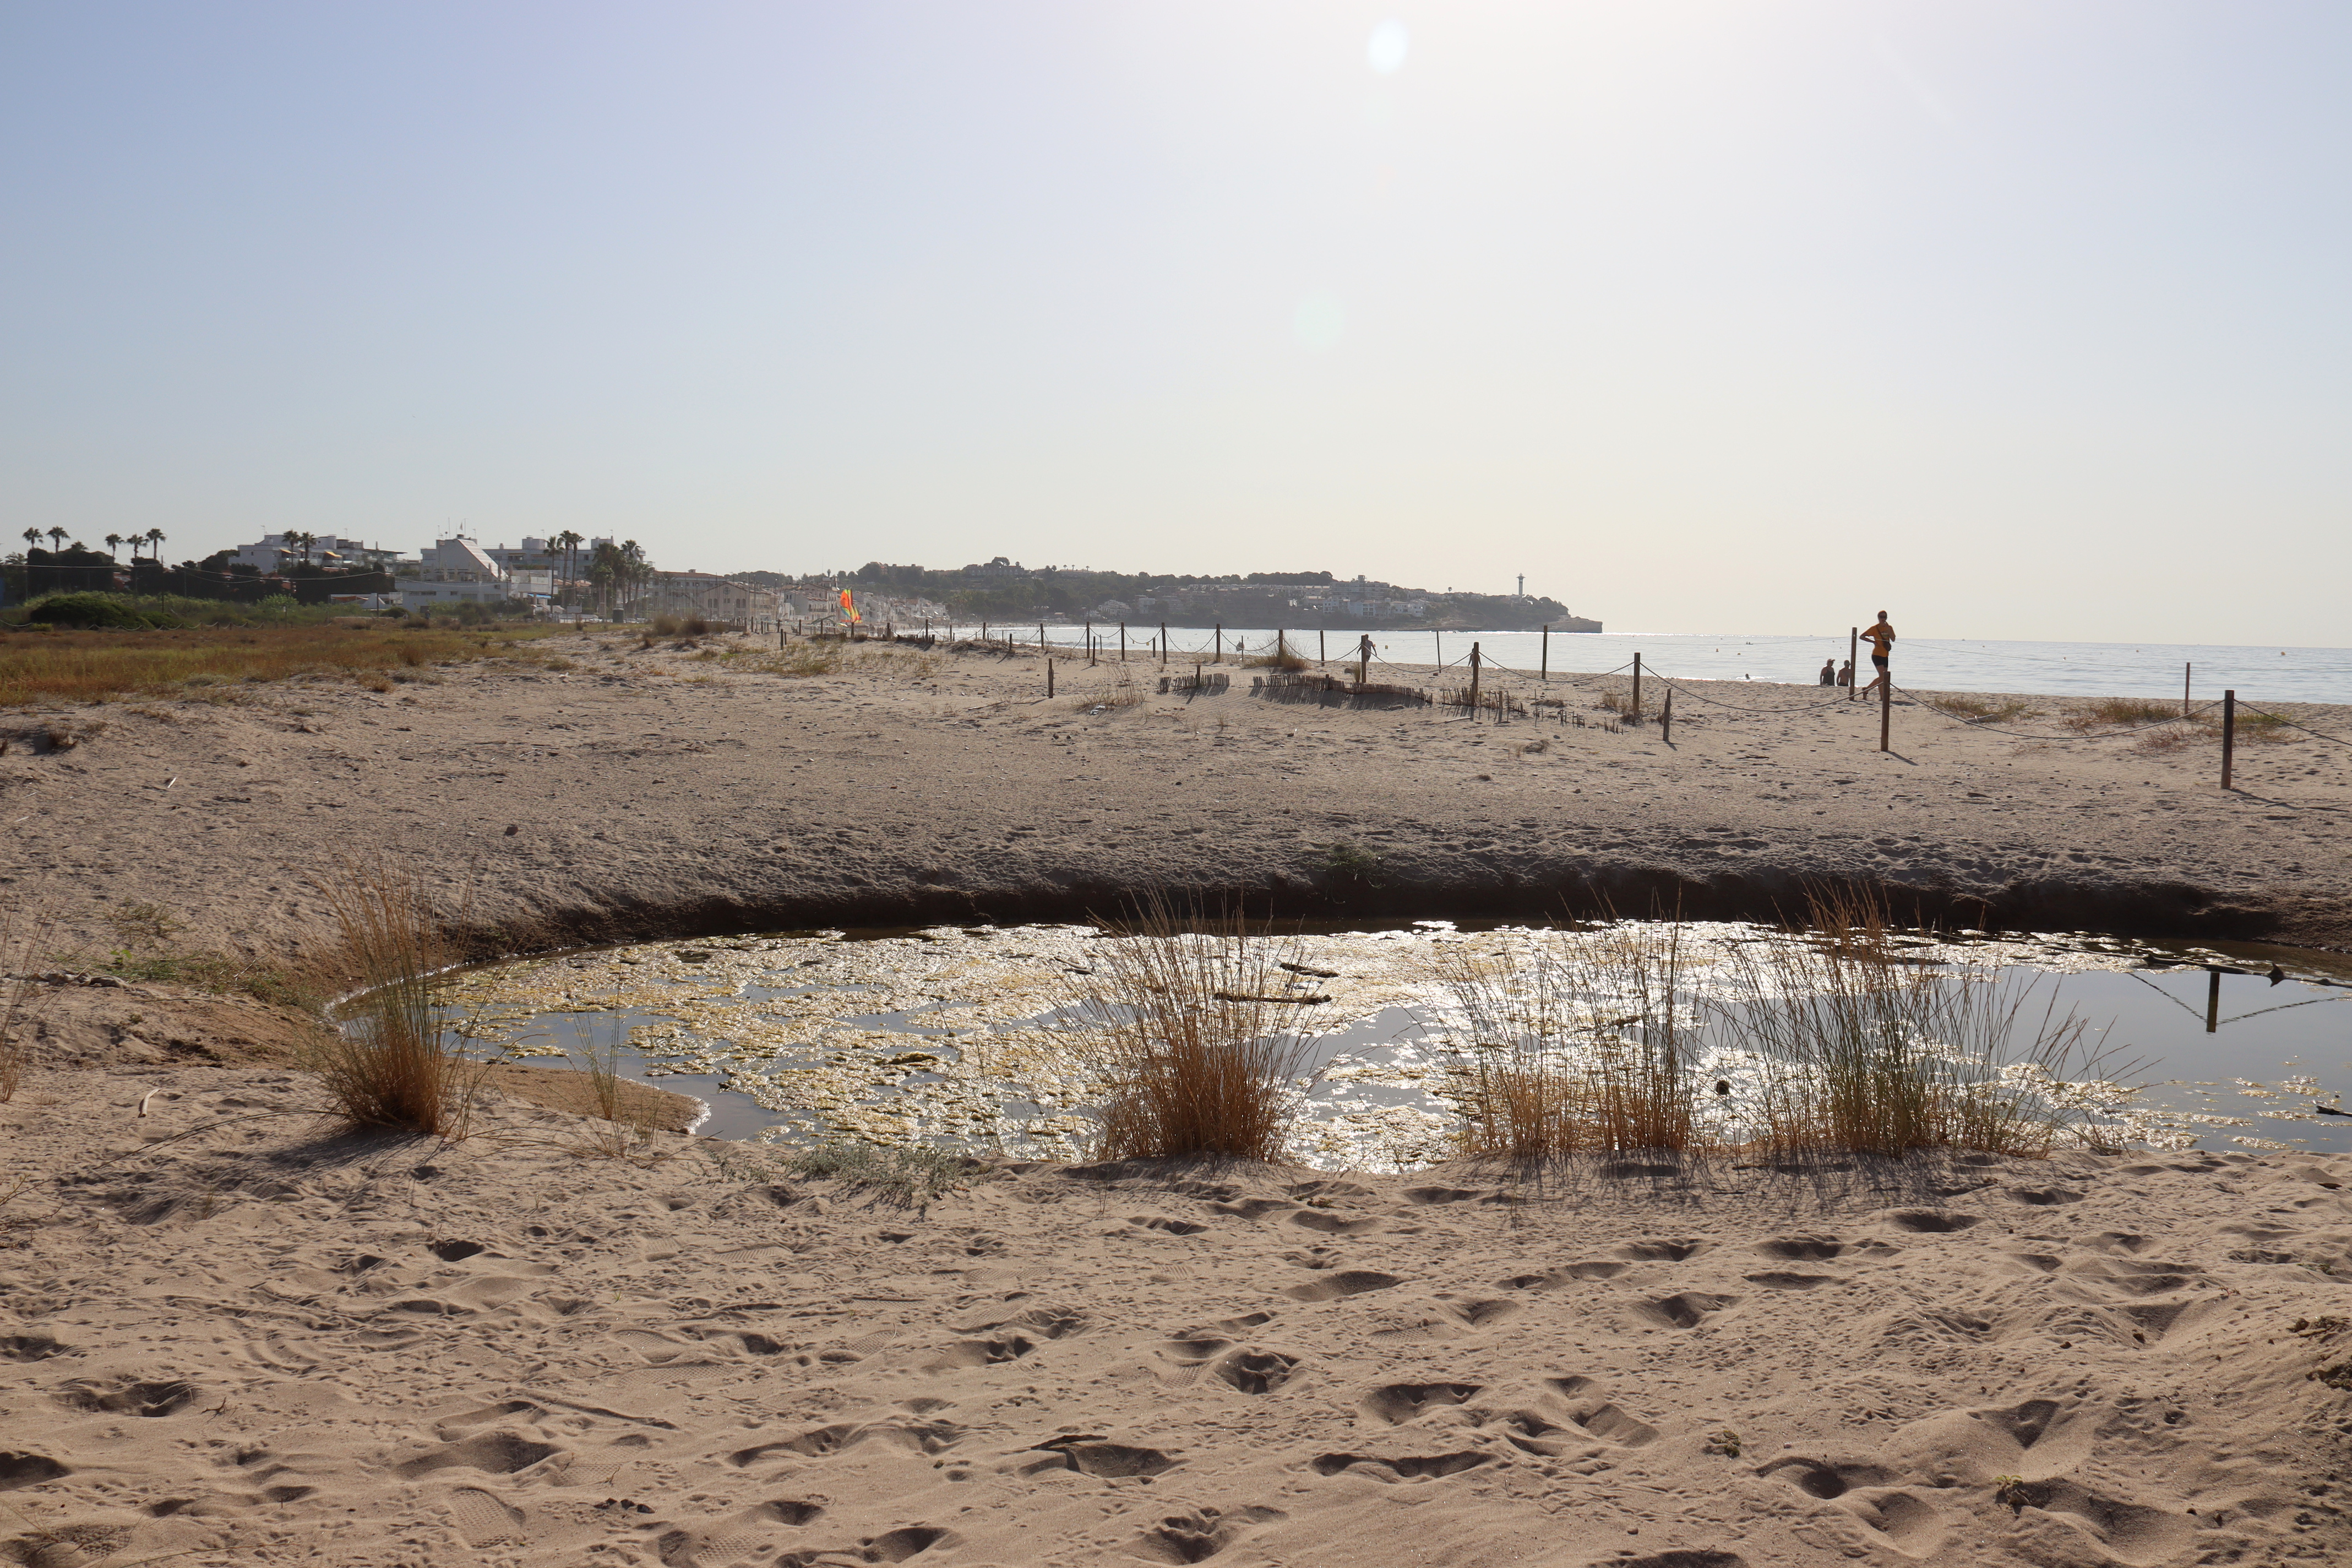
left=3, top=1, right=2348, bottom=643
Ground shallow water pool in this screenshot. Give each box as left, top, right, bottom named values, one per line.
left=434, top=922, right=2352, bottom=1168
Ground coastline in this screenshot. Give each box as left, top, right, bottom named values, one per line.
left=5, top=629, right=2348, bottom=963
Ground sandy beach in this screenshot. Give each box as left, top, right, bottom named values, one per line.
left=7, top=631, right=2352, bottom=1565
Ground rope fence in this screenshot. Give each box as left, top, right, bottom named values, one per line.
left=786, top=614, right=2352, bottom=789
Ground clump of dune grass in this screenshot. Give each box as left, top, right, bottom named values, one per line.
left=1063, top=898, right=1327, bottom=1162
left=1709, top=889, right=2118, bottom=1160
left=1075, top=679, right=1144, bottom=711
left=2061, top=696, right=2177, bottom=732
left=1925, top=694, right=2039, bottom=724
left=552, top=1017, right=667, bottom=1162
left=0, top=894, right=58, bottom=1103
left=1427, top=920, right=1708, bottom=1160
left=1244, top=649, right=1309, bottom=671
left=779, top=1141, right=973, bottom=1205
left=310, top=863, right=477, bottom=1136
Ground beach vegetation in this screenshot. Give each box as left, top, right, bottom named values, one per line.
left=557, top=1018, right=668, bottom=1162
left=777, top=1140, right=972, bottom=1204
left=308, top=862, right=478, bottom=1136
left=1063, top=898, right=1326, bottom=1163
left=1244, top=649, right=1310, bottom=671
left=1709, top=889, right=2115, bottom=1161
left=1430, top=919, right=1707, bottom=1160
left=2061, top=697, right=2177, bottom=732
left=0, top=893, right=56, bottom=1102
left=1925, top=694, right=2039, bottom=724
left=0, top=619, right=557, bottom=707
left=1317, top=841, right=1385, bottom=886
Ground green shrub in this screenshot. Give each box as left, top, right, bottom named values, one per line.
left=24, top=594, right=182, bottom=630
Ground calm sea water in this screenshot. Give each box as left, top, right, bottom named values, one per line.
left=1022, top=625, right=2352, bottom=706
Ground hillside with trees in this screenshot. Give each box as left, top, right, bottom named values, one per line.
left=839, top=561, right=1596, bottom=631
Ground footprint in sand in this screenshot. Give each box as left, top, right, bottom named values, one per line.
left=1282, top=1270, right=1404, bottom=1303
left=396, top=1431, right=564, bottom=1479
left=1499, top=1261, right=1626, bottom=1289
left=1017, top=1436, right=1178, bottom=1477
left=1879, top=1210, right=1982, bottom=1234
left=1307, top=1450, right=1493, bottom=1483
left=1361, top=1382, right=1482, bottom=1425
left=1630, top=1292, right=1741, bottom=1330
left=0, top=1452, right=70, bottom=1489
left=1131, top=1503, right=1286, bottom=1564
left=1211, top=1349, right=1300, bottom=1394
left=1614, top=1238, right=1713, bottom=1261
left=776, top=1523, right=952, bottom=1566
left=50, top=1377, right=198, bottom=1418
left=1543, top=1377, right=1662, bottom=1446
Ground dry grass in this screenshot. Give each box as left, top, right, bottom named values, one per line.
left=0, top=894, right=57, bottom=1102
left=0, top=623, right=558, bottom=707
left=1063, top=899, right=1326, bottom=1162
left=1928, top=694, right=2040, bottom=723
left=1711, top=889, right=2116, bottom=1160
left=1075, top=680, right=1144, bottom=711
left=1244, top=650, right=1310, bottom=671
left=2061, top=696, right=2178, bottom=732
left=309, top=863, right=478, bottom=1136
left=555, top=1017, right=666, bottom=1162
left=1429, top=921, right=1707, bottom=1160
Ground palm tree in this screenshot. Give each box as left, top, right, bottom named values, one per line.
left=104, top=533, right=123, bottom=563
left=20, top=527, right=40, bottom=597
left=146, top=528, right=166, bottom=564
left=295, top=531, right=315, bottom=568
left=553, top=529, right=584, bottom=618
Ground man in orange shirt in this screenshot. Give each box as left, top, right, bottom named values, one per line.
left=1856, top=612, right=1896, bottom=698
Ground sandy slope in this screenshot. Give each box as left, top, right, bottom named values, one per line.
left=4, top=1063, right=2352, bottom=1567
left=3, top=630, right=2349, bottom=968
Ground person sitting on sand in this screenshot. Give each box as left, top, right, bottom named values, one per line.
left=1837, top=658, right=1853, bottom=687
left=1819, top=658, right=1836, bottom=686
left=1856, top=612, right=1896, bottom=697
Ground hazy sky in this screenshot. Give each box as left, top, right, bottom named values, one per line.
left=4, top=2, right=2347, bottom=642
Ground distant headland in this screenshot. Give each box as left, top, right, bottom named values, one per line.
left=755, top=560, right=1602, bottom=633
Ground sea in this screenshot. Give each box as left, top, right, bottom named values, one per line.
left=1012, top=626, right=2352, bottom=706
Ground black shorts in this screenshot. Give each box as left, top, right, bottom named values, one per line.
left=1871, top=654, right=1888, bottom=669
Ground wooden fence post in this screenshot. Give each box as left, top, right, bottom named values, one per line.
left=2206, top=968, right=2221, bottom=1033
left=1213, top=623, right=1222, bottom=663
left=1359, top=635, right=1371, bottom=686
left=2222, top=689, right=2236, bottom=789
left=2184, top=662, right=2191, bottom=718
left=1849, top=626, right=1859, bottom=700
left=1880, top=669, right=1892, bottom=753
left=1662, top=687, right=1673, bottom=745
left=1541, top=624, right=1549, bottom=682
left=1631, top=652, right=1642, bottom=722
left=1038, top=621, right=1046, bottom=654
left=1086, top=620, right=1095, bottom=666
left=1319, top=629, right=1326, bottom=666
left=1119, top=622, right=1126, bottom=662
left=1047, top=658, right=1054, bottom=698
left=1160, top=623, right=1168, bottom=667
left=1277, top=628, right=1286, bottom=662
left=1469, top=643, right=1482, bottom=714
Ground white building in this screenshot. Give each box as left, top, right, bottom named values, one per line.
left=230, top=533, right=404, bottom=571
left=395, top=536, right=549, bottom=610
left=646, top=571, right=782, bottom=624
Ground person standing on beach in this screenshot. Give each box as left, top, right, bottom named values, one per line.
left=1856, top=612, right=1896, bottom=697
left=1818, top=658, right=1836, bottom=685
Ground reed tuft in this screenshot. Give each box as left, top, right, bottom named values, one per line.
left=1430, top=919, right=1707, bottom=1161
left=309, top=862, right=476, bottom=1136
left=1064, top=897, right=1325, bottom=1163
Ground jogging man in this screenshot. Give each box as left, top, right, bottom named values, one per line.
left=1856, top=611, right=1896, bottom=698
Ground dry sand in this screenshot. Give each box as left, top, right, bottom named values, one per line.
left=7, top=631, right=2352, bottom=1565
left=5, top=1074, right=2352, bottom=1566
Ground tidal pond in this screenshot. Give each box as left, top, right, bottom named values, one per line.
left=434, top=921, right=2352, bottom=1168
